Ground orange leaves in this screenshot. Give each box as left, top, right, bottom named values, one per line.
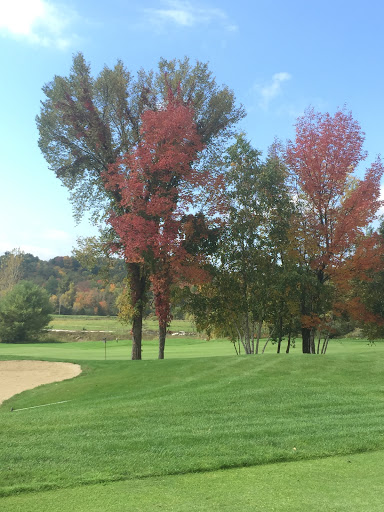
left=341, top=297, right=384, bottom=326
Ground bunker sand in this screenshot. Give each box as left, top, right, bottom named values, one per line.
left=0, top=360, right=81, bottom=405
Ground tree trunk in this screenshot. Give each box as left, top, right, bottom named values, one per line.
left=251, top=320, right=255, bottom=355
left=262, top=338, right=269, bottom=353
left=322, top=335, right=330, bottom=354
left=310, top=330, right=316, bottom=354
left=244, top=314, right=252, bottom=354
left=262, top=336, right=270, bottom=354
left=262, top=327, right=274, bottom=354
left=158, top=323, right=166, bottom=359
left=129, top=262, right=147, bottom=360
left=131, top=314, right=142, bottom=360
left=277, top=314, right=283, bottom=353
left=286, top=320, right=292, bottom=353
left=302, top=327, right=312, bottom=353
left=255, top=321, right=262, bottom=354
left=286, top=331, right=291, bottom=354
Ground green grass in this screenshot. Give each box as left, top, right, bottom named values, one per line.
left=2, top=450, right=384, bottom=511
left=1, top=347, right=384, bottom=493
left=48, top=314, right=196, bottom=333
left=0, top=336, right=237, bottom=359
left=0, top=335, right=380, bottom=360
left=1, top=338, right=384, bottom=509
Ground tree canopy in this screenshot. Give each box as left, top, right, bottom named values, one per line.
left=36, top=54, right=384, bottom=357
left=0, top=281, right=52, bottom=342
left=286, top=107, right=384, bottom=352
left=37, top=53, right=245, bottom=359
left=37, top=53, right=245, bottom=223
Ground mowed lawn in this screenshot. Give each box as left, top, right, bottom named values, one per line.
left=1, top=338, right=384, bottom=510
left=47, top=314, right=197, bottom=334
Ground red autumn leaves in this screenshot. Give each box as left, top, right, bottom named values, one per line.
left=103, top=90, right=207, bottom=330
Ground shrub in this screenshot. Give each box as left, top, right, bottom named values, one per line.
left=0, top=281, right=52, bottom=342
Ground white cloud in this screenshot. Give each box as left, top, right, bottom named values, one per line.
left=0, top=243, right=60, bottom=261
left=0, top=226, right=91, bottom=261
left=0, top=0, right=79, bottom=49
left=256, top=72, right=292, bottom=110
left=0, top=229, right=73, bottom=260
left=143, top=0, right=238, bottom=32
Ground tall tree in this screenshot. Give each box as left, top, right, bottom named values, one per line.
left=104, top=90, right=212, bottom=359
left=286, top=107, right=384, bottom=353
left=37, top=53, right=244, bottom=359
left=184, top=135, right=293, bottom=354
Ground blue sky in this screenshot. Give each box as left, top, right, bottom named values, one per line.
left=1, top=0, right=383, bottom=259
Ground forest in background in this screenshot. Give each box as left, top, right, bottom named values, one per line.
left=0, top=252, right=129, bottom=317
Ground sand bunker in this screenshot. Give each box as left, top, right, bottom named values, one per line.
left=0, top=360, right=82, bottom=405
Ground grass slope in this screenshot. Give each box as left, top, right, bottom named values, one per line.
left=1, top=347, right=384, bottom=499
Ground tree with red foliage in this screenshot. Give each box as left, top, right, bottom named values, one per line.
left=104, top=90, right=211, bottom=358
left=37, top=54, right=244, bottom=359
left=286, top=107, right=384, bottom=353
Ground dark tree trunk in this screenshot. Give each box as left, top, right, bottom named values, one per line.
left=286, top=331, right=291, bottom=354
left=131, top=314, right=143, bottom=360
left=129, top=262, right=147, bottom=360
left=302, top=327, right=312, bottom=353
left=158, top=323, right=166, bottom=359
left=255, top=321, right=262, bottom=354
left=310, top=330, right=316, bottom=354
left=277, top=313, right=283, bottom=353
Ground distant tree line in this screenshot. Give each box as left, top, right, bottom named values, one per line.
left=0, top=252, right=127, bottom=317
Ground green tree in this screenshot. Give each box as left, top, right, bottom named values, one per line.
left=0, top=249, right=24, bottom=297
left=0, top=281, right=52, bottom=342
left=60, top=282, right=76, bottom=313
left=45, top=275, right=59, bottom=295
left=37, top=53, right=244, bottom=359
left=185, top=135, right=293, bottom=354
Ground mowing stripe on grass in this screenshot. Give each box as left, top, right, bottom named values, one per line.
left=2, top=450, right=384, bottom=511
left=11, top=400, right=72, bottom=412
